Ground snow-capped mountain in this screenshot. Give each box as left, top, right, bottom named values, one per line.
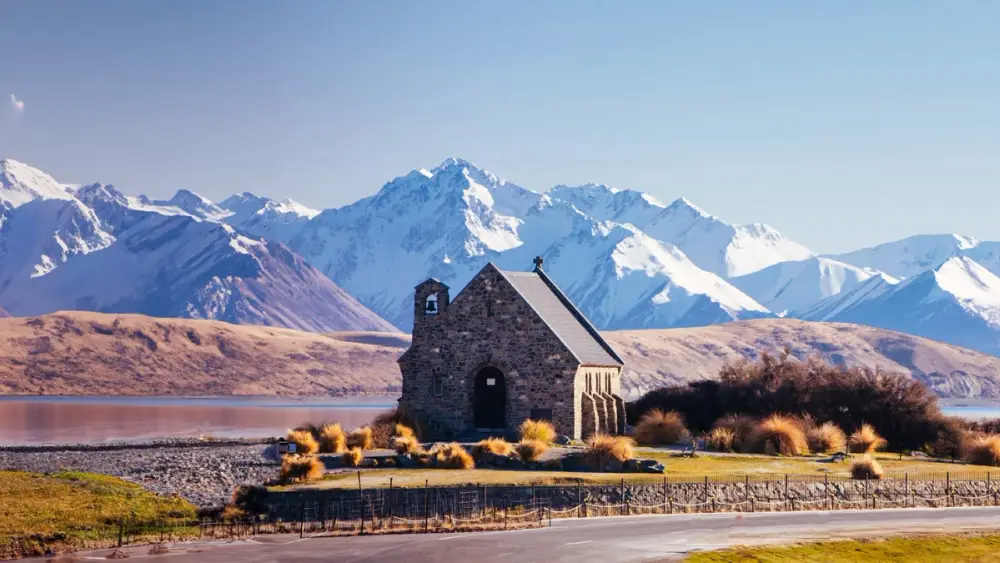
left=219, top=193, right=319, bottom=242
left=730, top=257, right=888, bottom=315
left=547, top=184, right=814, bottom=278
left=290, top=159, right=775, bottom=330
left=1, top=159, right=74, bottom=208
left=800, top=257, right=1000, bottom=355
left=0, top=163, right=395, bottom=333
left=150, top=189, right=233, bottom=222
left=829, top=234, right=1000, bottom=280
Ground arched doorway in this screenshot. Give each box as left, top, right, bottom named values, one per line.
left=473, top=366, right=506, bottom=430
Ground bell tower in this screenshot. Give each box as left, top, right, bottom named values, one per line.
left=413, top=278, right=450, bottom=334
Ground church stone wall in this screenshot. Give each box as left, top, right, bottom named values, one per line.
left=400, top=265, right=585, bottom=440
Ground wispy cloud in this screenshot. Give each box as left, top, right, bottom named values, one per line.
left=9, top=94, right=24, bottom=112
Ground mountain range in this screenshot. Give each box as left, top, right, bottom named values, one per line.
left=3, top=156, right=1000, bottom=361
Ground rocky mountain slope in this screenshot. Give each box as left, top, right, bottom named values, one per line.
left=4, top=312, right=999, bottom=400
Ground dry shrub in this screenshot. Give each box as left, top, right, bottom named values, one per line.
left=428, top=443, right=475, bottom=469
left=584, top=433, right=635, bottom=471
left=519, top=419, right=557, bottom=444
left=515, top=439, right=549, bottom=462
left=472, top=437, right=513, bottom=459
left=279, top=455, right=324, bottom=483
left=392, top=435, right=423, bottom=455
left=347, top=427, right=374, bottom=451
left=706, top=427, right=736, bottom=452
left=395, top=423, right=415, bottom=439
left=850, top=456, right=884, bottom=480
left=633, top=409, right=687, bottom=445
left=342, top=447, right=364, bottom=467
left=963, top=434, right=1000, bottom=466
left=286, top=429, right=319, bottom=455
left=807, top=422, right=847, bottom=454
left=712, top=414, right=757, bottom=452
left=317, top=423, right=347, bottom=454
left=849, top=423, right=887, bottom=454
left=749, top=415, right=809, bottom=456
left=373, top=406, right=424, bottom=440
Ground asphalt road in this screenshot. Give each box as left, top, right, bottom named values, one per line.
left=68, top=506, right=1000, bottom=562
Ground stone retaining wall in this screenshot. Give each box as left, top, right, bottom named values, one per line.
left=256, top=475, right=1000, bottom=522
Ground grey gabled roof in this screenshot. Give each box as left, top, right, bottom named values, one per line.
left=496, top=266, right=623, bottom=367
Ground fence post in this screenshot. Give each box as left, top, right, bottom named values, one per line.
left=745, top=475, right=750, bottom=511
left=784, top=474, right=789, bottom=511
left=947, top=472, right=952, bottom=507
left=299, top=504, right=305, bottom=539
left=704, top=476, right=709, bottom=506
left=482, top=484, right=487, bottom=519
left=664, top=476, right=669, bottom=514
left=864, top=474, right=870, bottom=510
left=423, top=480, right=430, bottom=533
left=578, top=479, right=584, bottom=518
left=825, top=474, right=831, bottom=510
left=504, top=500, right=508, bottom=530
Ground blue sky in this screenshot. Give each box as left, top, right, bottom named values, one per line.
left=2, top=1, right=999, bottom=253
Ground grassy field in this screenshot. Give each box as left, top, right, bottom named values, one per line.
left=0, top=470, right=197, bottom=558
left=686, top=533, right=1000, bottom=562
left=288, top=449, right=986, bottom=490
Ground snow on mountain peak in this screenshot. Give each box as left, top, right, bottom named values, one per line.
left=930, top=256, right=1000, bottom=308
left=0, top=159, right=74, bottom=207
left=154, top=189, right=232, bottom=222
left=665, top=196, right=712, bottom=219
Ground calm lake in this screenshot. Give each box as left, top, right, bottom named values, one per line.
left=0, top=397, right=998, bottom=445
left=0, top=396, right=397, bottom=445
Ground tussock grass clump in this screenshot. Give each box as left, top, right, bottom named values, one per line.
left=849, top=423, right=888, bottom=454
left=807, top=422, right=847, bottom=454
left=515, top=439, right=549, bottom=462
left=748, top=415, right=809, bottom=456
left=712, top=414, right=757, bottom=452
left=850, top=456, right=884, bottom=480
left=519, top=419, right=557, bottom=444
left=372, top=406, right=424, bottom=440
left=706, top=427, right=736, bottom=452
left=428, top=443, right=475, bottom=469
left=317, top=423, right=347, bottom=454
left=472, top=437, right=513, bottom=459
left=347, top=427, right=375, bottom=451
left=279, top=455, right=324, bottom=484
left=391, top=435, right=423, bottom=455
left=341, top=447, right=364, bottom=468
left=584, top=433, right=635, bottom=471
left=286, top=429, right=320, bottom=455
left=963, top=434, right=1000, bottom=466
left=633, top=409, right=687, bottom=446
left=394, top=423, right=415, bottom=439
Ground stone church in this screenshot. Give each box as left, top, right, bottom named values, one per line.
left=398, top=257, right=625, bottom=441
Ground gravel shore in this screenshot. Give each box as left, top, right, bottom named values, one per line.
left=0, top=438, right=280, bottom=507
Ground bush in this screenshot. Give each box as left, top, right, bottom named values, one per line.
left=373, top=406, right=425, bottom=440
left=516, top=439, right=549, bottom=462
left=347, top=427, right=374, bottom=451
left=391, top=435, right=423, bottom=455
left=926, top=416, right=967, bottom=459
left=808, top=422, right=847, bottom=454
left=851, top=457, right=884, bottom=480
left=627, top=352, right=945, bottom=452
left=706, top=427, right=736, bottom=452
left=471, top=437, right=513, bottom=459
left=519, top=419, right=557, bottom=444
left=849, top=424, right=887, bottom=454
left=317, top=423, right=347, bottom=454
left=712, top=414, right=757, bottom=452
left=633, top=409, right=687, bottom=446
left=286, top=429, right=319, bottom=455
left=749, top=415, right=809, bottom=456
left=584, top=433, right=635, bottom=471
left=428, top=443, right=475, bottom=469
left=342, top=447, right=364, bottom=467
left=279, top=455, right=324, bottom=484
left=964, top=434, right=1000, bottom=466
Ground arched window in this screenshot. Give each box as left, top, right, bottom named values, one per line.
left=486, top=301, right=494, bottom=318
left=425, top=293, right=439, bottom=315
left=432, top=372, right=443, bottom=396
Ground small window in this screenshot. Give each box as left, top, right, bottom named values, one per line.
left=433, top=372, right=443, bottom=396
left=486, top=301, right=494, bottom=317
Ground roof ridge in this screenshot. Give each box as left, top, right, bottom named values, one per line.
left=532, top=268, right=625, bottom=365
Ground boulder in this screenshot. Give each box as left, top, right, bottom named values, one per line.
left=641, top=462, right=665, bottom=474
left=604, top=458, right=624, bottom=472
left=555, top=435, right=572, bottom=446
left=624, top=459, right=641, bottom=473
left=397, top=454, right=419, bottom=468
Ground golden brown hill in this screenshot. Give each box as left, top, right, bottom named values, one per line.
left=2, top=313, right=1000, bottom=399
left=0, top=311, right=403, bottom=396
